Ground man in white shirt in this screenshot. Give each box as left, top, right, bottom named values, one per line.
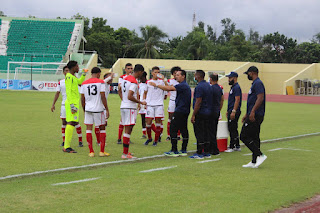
left=143, top=66, right=165, bottom=146
left=117, top=63, right=133, bottom=144
left=51, top=66, right=83, bottom=147
left=94, top=72, right=115, bottom=146
left=80, top=67, right=110, bottom=157
left=120, top=64, right=146, bottom=159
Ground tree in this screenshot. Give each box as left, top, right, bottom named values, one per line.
left=218, top=18, right=236, bottom=44
left=0, top=11, right=6, bottom=17
left=296, top=42, right=320, bottom=63
left=135, top=25, right=168, bottom=59
left=312, top=33, right=320, bottom=44
left=248, top=28, right=262, bottom=46
left=262, top=32, right=297, bottom=63
left=114, top=27, right=142, bottom=58
left=207, top=25, right=217, bottom=43
left=175, top=27, right=211, bottom=60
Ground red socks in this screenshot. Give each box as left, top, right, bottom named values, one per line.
left=100, top=130, right=106, bottom=152
left=151, top=123, right=156, bottom=133
left=123, top=133, right=130, bottom=154
left=118, top=124, right=124, bottom=140
left=75, top=124, right=82, bottom=142
left=146, top=124, right=152, bottom=140
left=95, top=126, right=100, bottom=143
left=62, top=125, right=66, bottom=142
left=142, top=128, right=146, bottom=136
left=154, top=123, right=161, bottom=142
left=86, top=130, right=94, bottom=153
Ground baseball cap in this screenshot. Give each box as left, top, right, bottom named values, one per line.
left=226, top=71, right=238, bottom=78
left=244, top=66, right=259, bottom=74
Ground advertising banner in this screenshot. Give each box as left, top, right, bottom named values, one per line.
left=32, top=81, right=59, bottom=92
left=0, top=79, right=31, bottom=90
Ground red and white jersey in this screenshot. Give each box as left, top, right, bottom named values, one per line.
left=168, top=78, right=179, bottom=101
left=139, top=83, right=147, bottom=101
left=120, top=75, right=138, bottom=109
left=118, top=74, right=127, bottom=86
left=56, top=79, right=67, bottom=105
left=146, top=79, right=165, bottom=106
left=80, top=78, right=106, bottom=112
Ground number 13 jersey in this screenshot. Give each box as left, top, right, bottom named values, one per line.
left=80, top=78, right=106, bottom=112
left=120, top=75, right=138, bottom=109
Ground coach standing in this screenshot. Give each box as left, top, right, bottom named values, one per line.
left=148, top=70, right=191, bottom=156
left=190, top=70, right=212, bottom=159
left=240, top=66, right=267, bottom=168
left=225, top=72, right=242, bottom=152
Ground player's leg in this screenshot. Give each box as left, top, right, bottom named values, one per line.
left=95, top=126, right=100, bottom=145
left=153, top=106, right=164, bottom=145
left=64, top=103, right=79, bottom=153
left=95, top=112, right=108, bottom=157
left=118, top=119, right=124, bottom=144
left=75, top=122, right=83, bottom=147
left=145, top=106, right=154, bottom=145
left=61, top=119, right=67, bottom=146
left=121, top=109, right=137, bottom=159
left=141, top=113, right=146, bottom=138
left=84, top=111, right=94, bottom=156
left=167, top=112, right=173, bottom=140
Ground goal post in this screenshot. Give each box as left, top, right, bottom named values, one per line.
left=6, top=61, right=66, bottom=90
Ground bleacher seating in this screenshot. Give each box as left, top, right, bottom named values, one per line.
left=7, top=20, right=74, bottom=55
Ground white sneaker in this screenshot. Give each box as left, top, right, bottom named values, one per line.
left=224, top=148, right=234, bottom=153
left=234, top=147, right=241, bottom=151
left=255, top=154, right=267, bottom=168
left=242, top=162, right=256, bottom=168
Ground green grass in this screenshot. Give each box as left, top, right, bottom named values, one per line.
left=0, top=90, right=320, bottom=212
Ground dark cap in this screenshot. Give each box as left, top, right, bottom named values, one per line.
left=226, top=71, right=238, bottom=78
left=244, top=66, right=259, bottom=74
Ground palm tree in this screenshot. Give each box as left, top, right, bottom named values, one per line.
left=135, top=25, right=168, bottom=59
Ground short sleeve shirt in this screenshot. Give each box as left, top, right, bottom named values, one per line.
left=193, top=80, right=212, bottom=115
left=80, top=78, right=106, bottom=112
left=210, top=84, right=223, bottom=114
left=174, top=80, right=191, bottom=115
left=247, top=78, right=266, bottom=116
left=120, top=75, right=138, bottom=109
left=57, top=79, right=67, bottom=105
left=146, top=79, right=165, bottom=106
left=227, top=83, right=242, bottom=112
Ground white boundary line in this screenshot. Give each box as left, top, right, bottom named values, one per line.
left=197, top=158, right=221, bottom=164
left=139, top=166, right=177, bottom=173
left=1, top=132, right=319, bottom=181
left=52, top=177, right=101, bottom=186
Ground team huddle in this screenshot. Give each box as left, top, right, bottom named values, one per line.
left=51, top=61, right=267, bottom=168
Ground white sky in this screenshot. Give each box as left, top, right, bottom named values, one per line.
left=2, top=0, right=320, bottom=42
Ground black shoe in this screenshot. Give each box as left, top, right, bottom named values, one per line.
left=166, top=136, right=171, bottom=141
left=117, top=139, right=122, bottom=144
left=158, top=136, right=162, bottom=143
left=78, top=142, right=83, bottom=147
left=60, top=142, right=64, bottom=147
left=153, top=141, right=158, bottom=146
left=144, top=139, right=152, bottom=145
left=63, top=147, right=77, bottom=153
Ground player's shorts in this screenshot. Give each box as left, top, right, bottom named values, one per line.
left=120, top=109, right=137, bottom=126
left=167, top=99, right=176, bottom=113
left=65, top=103, right=80, bottom=122
left=139, top=105, right=146, bottom=114
left=84, top=111, right=106, bottom=126
left=146, top=105, right=164, bottom=119
left=60, top=105, right=66, bottom=119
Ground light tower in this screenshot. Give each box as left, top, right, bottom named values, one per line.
left=192, top=12, right=196, bottom=29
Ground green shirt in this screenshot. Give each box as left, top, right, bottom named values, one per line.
left=65, top=73, right=86, bottom=105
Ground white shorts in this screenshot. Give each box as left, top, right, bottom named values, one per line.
left=84, top=111, right=106, bottom=126
left=120, top=109, right=137, bottom=126
left=167, top=99, right=175, bottom=113
left=146, top=105, right=164, bottom=119
left=139, top=105, right=146, bottom=114
left=60, top=105, right=66, bottom=119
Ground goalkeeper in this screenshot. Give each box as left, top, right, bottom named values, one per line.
left=63, top=61, right=87, bottom=153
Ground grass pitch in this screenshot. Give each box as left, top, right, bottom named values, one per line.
left=0, top=90, right=320, bottom=212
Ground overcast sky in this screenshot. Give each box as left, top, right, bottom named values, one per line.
left=2, top=0, right=320, bottom=42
